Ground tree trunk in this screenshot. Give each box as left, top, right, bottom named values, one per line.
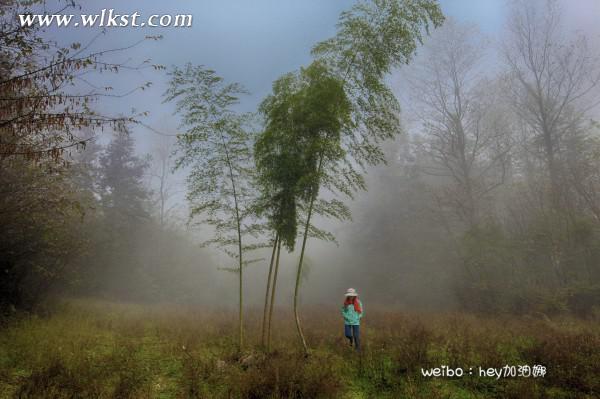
left=236, top=216, right=243, bottom=351
left=234, top=195, right=243, bottom=353
left=219, top=132, right=244, bottom=353
left=293, top=155, right=323, bottom=355
left=267, top=239, right=282, bottom=351
left=261, top=235, right=278, bottom=347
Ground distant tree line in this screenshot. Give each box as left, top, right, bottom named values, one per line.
left=0, top=0, right=212, bottom=314
left=342, top=0, right=600, bottom=317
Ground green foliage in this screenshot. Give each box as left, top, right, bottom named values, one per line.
left=164, top=63, right=258, bottom=262
left=255, top=61, right=352, bottom=250
left=255, top=0, right=446, bottom=250
left=312, top=0, right=445, bottom=168
left=458, top=218, right=600, bottom=316
left=260, top=0, right=445, bottom=247
left=255, top=0, right=445, bottom=353
left=164, top=63, right=263, bottom=350
left=0, top=159, right=89, bottom=313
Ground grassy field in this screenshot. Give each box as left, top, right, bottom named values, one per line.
left=0, top=299, right=598, bottom=398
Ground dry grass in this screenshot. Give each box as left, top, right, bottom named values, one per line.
left=0, top=299, right=598, bottom=398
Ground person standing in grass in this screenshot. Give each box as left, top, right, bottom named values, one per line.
left=341, top=288, right=363, bottom=351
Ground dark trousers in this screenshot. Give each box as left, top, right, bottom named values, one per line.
left=344, top=324, right=360, bottom=350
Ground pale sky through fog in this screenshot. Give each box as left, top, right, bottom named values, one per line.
left=40, top=0, right=600, bottom=239
left=41, top=0, right=600, bottom=151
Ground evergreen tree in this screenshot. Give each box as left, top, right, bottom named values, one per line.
left=93, top=132, right=151, bottom=298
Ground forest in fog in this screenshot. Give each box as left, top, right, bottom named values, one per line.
left=2, top=0, right=599, bottom=318
left=1, top=0, right=599, bottom=397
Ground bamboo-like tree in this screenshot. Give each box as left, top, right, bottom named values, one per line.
left=255, top=67, right=348, bottom=349
left=255, top=75, right=302, bottom=350
left=257, top=62, right=353, bottom=354
left=290, top=0, right=444, bottom=353
left=265, top=239, right=282, bottom=350
left=259, top=234, right=278, bottom=348
left=163, top=64, right=257, bottom=352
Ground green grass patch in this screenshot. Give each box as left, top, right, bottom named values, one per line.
left=0, top=299, right=598, bottom=398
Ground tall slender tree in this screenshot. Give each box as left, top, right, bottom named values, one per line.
left=164, top=64, right=256, bottom=352
left=407, top=19, right=512, bottom=228
left=255, top=64, right=350, bottom=349
left=260, top=234, right=278, bottom=347
left=149, top=134, right=179, bottom=228
left=257, top=62, right=353, bottom=353
left=266, top=238, right=282, bottom=350
left=503, top=0, right=600, bottom=211
left=93, top=132, right=151, bottom=298
left=292, top=0, right=444, bottom=353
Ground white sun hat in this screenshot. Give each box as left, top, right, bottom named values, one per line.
left=345, top=288, right=358, bottom=297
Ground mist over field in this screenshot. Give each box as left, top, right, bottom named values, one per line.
left=1, top=0, right=600, bottom=398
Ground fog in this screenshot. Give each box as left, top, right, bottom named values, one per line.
left=3, top=0, right=600, bottom=317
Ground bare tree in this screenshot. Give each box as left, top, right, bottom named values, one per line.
left=0, top=0, right=161, bottom=163
left=502, top=0, right=600, bottom=211
left=407, top=19, right=512, bottom=227
left=149, top=133, right=180, bottom=228
left=566, top=130, right=600, bottom=223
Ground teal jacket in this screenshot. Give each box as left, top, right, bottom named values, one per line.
left=341, top=300, right=364, bottom=325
